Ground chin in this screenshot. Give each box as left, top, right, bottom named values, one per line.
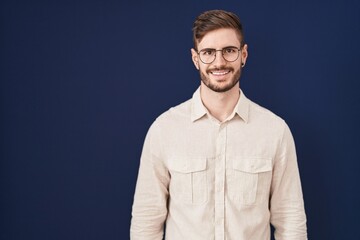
left=207, top=82, right=239, bottom=93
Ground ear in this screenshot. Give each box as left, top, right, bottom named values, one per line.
left=241, top=44, right=248, bottom=66
left=191, top=48, right=200, bottom=70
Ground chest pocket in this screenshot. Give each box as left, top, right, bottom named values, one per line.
left=168, top=157, right=208, bottom=204
left=227, top=157, right=272, bottom=205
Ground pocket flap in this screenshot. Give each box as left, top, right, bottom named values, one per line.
left=232, top=157, right=272, bottom=173
left=168, top=157, right=207, bottom=173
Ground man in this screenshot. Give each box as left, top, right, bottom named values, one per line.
left=130, top=9, right=307, bottom=240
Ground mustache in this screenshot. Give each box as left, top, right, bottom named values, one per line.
left=206, top=67, right=234, bottom=74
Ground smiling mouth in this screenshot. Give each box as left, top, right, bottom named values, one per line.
left=208, top=69, right=232, bottom=76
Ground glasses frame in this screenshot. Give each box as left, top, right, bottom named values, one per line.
left=197, top=46, right=242, bottom=64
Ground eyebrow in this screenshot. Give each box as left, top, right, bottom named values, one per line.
left=199, top=45, right=240, bottom=51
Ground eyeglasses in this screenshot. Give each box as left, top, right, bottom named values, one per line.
left=197, top=46, right=241, bottom=64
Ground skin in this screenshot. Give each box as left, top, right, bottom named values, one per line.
left=191, top=28, right=248, bottom=122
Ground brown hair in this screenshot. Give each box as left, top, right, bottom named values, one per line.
left=192, top=10, right=245, bottom=50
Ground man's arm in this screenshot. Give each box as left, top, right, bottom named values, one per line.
left=270, top=123, right=307, bottom=239
left=130, top=122, right=170, bottom=240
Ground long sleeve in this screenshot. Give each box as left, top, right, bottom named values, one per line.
left=130, top=122, right=170, bottom=240
left=270, top=123, right=307, bottom=239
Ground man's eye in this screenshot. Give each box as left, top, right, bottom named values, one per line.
left=224, top=48, right=236, bottom=53
left=201, top=50, right=214, bottom=55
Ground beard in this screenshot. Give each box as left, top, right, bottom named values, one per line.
left=199, top=67, right=241, bottom=93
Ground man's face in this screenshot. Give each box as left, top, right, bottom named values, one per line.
left=191, top=28, right=248, bottom=93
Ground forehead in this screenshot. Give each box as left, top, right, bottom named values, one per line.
left=197, top=28, right=241, bottom=49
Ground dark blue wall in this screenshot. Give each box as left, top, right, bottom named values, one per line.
left=1, top=0, right=359, bottom=239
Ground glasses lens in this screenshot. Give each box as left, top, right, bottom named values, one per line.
left=199, top=49, right=216, bottom=64
left=222, top=47, right=240, bottom=62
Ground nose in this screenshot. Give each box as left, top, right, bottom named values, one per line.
left=212, top=50, right=227, bottom=67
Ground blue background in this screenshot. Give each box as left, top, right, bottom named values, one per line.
left=1, top=0, right=359, bottom=239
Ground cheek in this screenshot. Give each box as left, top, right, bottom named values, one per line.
left=199, top=65, right=209, bottom=75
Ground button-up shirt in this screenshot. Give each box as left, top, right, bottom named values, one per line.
left=130, top=87, right=307, bottom=240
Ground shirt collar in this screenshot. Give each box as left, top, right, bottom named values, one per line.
left=190, top=87, right=208, bottom=122
left=234, top=89, right=249, bottom=123
left=190, top=87, right=249, bottom=123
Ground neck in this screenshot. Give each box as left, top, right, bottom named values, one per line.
left=200, top=83, right=240, bottom=122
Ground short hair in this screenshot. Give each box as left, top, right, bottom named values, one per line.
left=192, top=10, right=245, bottom=50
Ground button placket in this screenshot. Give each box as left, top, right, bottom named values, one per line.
left=214, top=123, right=227, bottom=240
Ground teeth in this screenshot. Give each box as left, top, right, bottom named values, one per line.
left=211, top=70, right=230, bottom=76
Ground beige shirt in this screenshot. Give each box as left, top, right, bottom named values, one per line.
left=130, top=88, right=307, bottom=240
